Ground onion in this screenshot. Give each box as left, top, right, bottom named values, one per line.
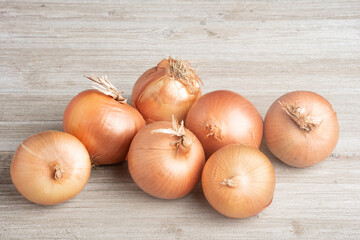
left=63, top=75, right=145, bottom=165
left=10, top=131, right=91, bottom=205
left=185, top=90, right=263, bottom=158
left=128, top=116, right=205, bottom=199
left=202, top=144, right=275, bottom=218
left=264, top=91, right=339, bottom=167
left=131, top=57, right=202, bottom=123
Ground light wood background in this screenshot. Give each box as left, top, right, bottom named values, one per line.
left=1, top=0, right=359, bottom=239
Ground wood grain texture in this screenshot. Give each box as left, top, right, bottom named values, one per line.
left=1, top=0, right=359, bottom=239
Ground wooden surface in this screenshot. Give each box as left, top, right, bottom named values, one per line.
left=1, top=0, right=359, bottom=239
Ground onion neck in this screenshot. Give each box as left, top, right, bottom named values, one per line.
left=180, top=134, right=193, bottom=149
left=54, top=165, right=64, bottom=180
left=151, top=115, right=193, bottom=151
left=86, top=75, right=127, bottom=103
left=20, top=143, right=65, bottom=180
left=168, top=57, right=202, bottom=94
left=279, top=101, right=321, bottom=132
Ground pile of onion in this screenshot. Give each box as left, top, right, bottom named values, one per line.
left=11, top=131, right=91, bottom=205
left=202, top=144, right=276, bottom=218
left=264, top=91, right=339, bottom=167
left=186, top=90, right=263, bottom=158
left=131, top=57, right=202, bottom=123
left=128, top=116, right=205, bottom=199
left=9, top=56, right=340, bottom=216
left=63, top=75, right=145, bottom=165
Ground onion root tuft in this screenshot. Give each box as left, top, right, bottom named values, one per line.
left=205, top=119, right=223, bottom=140
left=220, top=177, right=239, bottom=188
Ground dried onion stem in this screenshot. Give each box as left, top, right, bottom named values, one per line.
left=152, top=115, right=194, bottom=149
left=86, top=75, right=127, bottom=103
left=279, top=101, right=321, bottom=131
left=168, top=57, right=203, bottom=94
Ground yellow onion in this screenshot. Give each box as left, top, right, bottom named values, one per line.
left=202, top=144, right=275, bottom=218
left=63, top=75, right=145, bottom=165
left=131, top=57, right=202, bottom=123
left=186, top=90, right=263, bottom=158
left=10, top=131, right=91, bottom=205
left=128, top=116, right=205, bottom=199
left=264, top=91, right=339, bottom=167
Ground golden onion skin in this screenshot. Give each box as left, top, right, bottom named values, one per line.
left=63, top=89, right=145, bottom=165
left=128, top=121, right=205, bottom=199
left=264, top=91, right=339, bottom=167
left=10, top=131, right=91, bottom=205
left=202, top=144, right=275, bottom=218
left=131, top=58, right=202, bottom=123
left=186, top=90, right=263, bottom=159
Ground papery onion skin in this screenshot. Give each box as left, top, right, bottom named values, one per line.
left=63, top=89, right=145, bottom=165
left=185, top=90, right=263, bottom=158
left=131, top=57, right=202, bottom=123
left=10, top=131, right=91, bottom=205
left=202, top=144, right=275, bottom=218
left=128, top=121, right=205, bottom=199
left=264, top=91, right=339, bottom=168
